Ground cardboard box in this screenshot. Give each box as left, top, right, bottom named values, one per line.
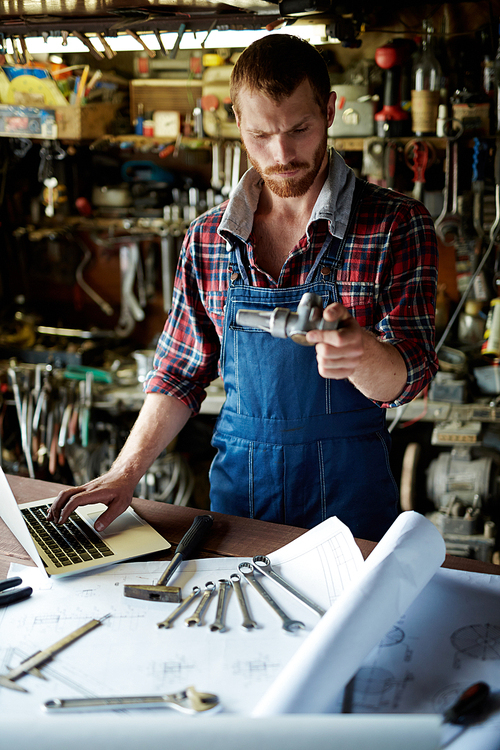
left=130, top=79, right=202, bottom=122
left=54, top=103, right=120, bottom=140
left=0, top=104, right=57, bottom=139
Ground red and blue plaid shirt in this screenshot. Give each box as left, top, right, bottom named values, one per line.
left=145, top=151, right=438, bottom=413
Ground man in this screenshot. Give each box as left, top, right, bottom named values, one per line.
left=48, top=34, right=438, bottom=542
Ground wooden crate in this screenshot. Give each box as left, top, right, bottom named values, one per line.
left=54, top=103, right=120, bottom=140
left=130, top=79, right=202, bottom=122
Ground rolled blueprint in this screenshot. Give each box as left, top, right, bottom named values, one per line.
left=251, top=511, right=446, bottom=715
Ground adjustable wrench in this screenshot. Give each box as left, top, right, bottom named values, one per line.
left=236, top=292, right=339, bottom=346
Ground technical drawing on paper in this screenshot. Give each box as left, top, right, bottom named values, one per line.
left=451, top=624, right=500, bottom=660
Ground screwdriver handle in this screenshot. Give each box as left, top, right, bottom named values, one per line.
left=443, top=681, right=490, bottom=724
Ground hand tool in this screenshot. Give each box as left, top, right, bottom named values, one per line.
left=72, top=31, right=105, bottom=60
left=0, top=614, right=111, bottom=692
left=209, top=579, right=231, bottom=632
left=404, top=138, right=436, bottom=202
left=440, top=682, right=492, bottom=748
left=236, top=292, right=340, bottom=346
left=157, top=586, right=201, bottom=629
left=169, top=23, right=186, bottom=60
left=124, top=514, right=214, bottom=603
left=230, top=573, right=258, bottom=630
left=238, top=562, right=305, bottom=633
left=252, top=556, right=326, bottom=617
left=124, top=29, right=156, bottom=58
left=434, top=119, right=464, bottom=247
left=0, top=577, right=33, bottom=607
left=43, top=686, right=220, bottom=714
left=185, top=581, right=216, bottom=626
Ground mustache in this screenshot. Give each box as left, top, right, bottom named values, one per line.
left=264, top=162, right=309, bottom=175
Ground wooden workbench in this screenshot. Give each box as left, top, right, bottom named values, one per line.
left=2, top=474, right=500, bottom=579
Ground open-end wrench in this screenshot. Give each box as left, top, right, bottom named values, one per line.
left=238, top=563, right=305, bottom=633
left=252, top=556, right=326, bottom=617
left=185, top=582, right=215, bottom=627
left=230, top=573, right=258, bottom=630
left=209, top=579, right=231, bottom=632
left=157, top=587, right=201, bottom=629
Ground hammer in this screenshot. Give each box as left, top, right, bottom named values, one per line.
left=124, top=514, right=214, bottom=603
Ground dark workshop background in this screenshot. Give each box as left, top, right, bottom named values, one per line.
left=1, top=1, right=500, bottom=564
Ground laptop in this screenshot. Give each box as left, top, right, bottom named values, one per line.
left=0, top=469, right=171, bottom=578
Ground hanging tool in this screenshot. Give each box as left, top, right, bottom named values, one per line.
left=383, top=139, right=403, bottom=190
left=252, top=556, right=326, bottom=616
left=97, top=33, right=115, bottom=60
left=71, top=31, right=105, bottom=60
left=154, top=29, right=167, bottom=56
left=404, top=138, right=436, bottom=202
left=116, top=242, right=146, bottom=338
left=124, top=29, right=156, bottom=58
left=435, top=120, right=465, bottom=246
left=238, top=562, right=305, bottom=633
left=0, top=614, right=111, bottom=692
left=124, top=514, right=214, bottom=602
left=43, top=686, right=220, bottom=714
left=0, top=577, right=33, bottom=607
left=236, top=292, right=340, bottom=346
left=169, top=23, right=186, bottom=59
left=8, top=365, right=35, bottom=478
left=374, top=40, right=411, bottom=138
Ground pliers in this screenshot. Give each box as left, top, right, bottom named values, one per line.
left=0, top=577, right=33, bottom=607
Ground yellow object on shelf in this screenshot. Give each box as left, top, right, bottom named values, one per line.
left=6, top=74, right=68, bottom=108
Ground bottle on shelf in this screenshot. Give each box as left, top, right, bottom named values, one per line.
left=411, top=22, right=442, bottom=136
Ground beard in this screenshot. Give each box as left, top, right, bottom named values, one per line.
left=243, top=132, right=328, bottom=198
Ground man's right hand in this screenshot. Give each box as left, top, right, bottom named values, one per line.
left=45, top=469, right=137, bottom=531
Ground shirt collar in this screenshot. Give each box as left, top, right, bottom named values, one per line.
left=218, top=148, right=356, bottom=248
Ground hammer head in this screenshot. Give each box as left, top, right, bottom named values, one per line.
left=123, top=584, right=182, bottom=603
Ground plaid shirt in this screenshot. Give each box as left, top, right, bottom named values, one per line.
left=145, top=150, right=438, bottom=413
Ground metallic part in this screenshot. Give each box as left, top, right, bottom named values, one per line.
left=157, top=586, right=201, bottom=628
left=236, top=292, right=339, bottom=346
left=252, top=555, right=326, bottom=617
left=124, top=515, right=213, bottom=603
left=230, top=573, right=258, bottom=630
left=0, top=614, right=111, bottom=691
left=43, top=686, right=220, bottom=714
left=238, top=563, right=305, bottom=633
left=184, top=581, right=215, bottom=627
left=209, top=579, right=231, bottom=632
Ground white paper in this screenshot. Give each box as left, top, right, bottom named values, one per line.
left=252, top=511, right=446, bottom=715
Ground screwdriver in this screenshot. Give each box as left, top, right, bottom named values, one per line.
left=441, top=682, right=491, bottom=749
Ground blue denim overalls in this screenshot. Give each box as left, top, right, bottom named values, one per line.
left=209, top=184, right=399, bottom=542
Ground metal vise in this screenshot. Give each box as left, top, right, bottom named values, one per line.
left=235, top=292, right=339, bottom=346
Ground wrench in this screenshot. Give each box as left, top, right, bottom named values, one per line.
left=230, top=573, right=258, bottom=630
left=209, top=579, right=231, bottom=632
left=238, top=563, right=305, bottom=633
left=157, top=587, right=201, bottom=629
left=185, top=582, right=215, bottom=627
left=252, top=556, right=326, bottom=617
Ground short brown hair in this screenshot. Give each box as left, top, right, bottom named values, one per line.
left=230, top=34, right=331, bottom=118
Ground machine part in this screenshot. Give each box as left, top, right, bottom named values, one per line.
left=43, top=686, right=220, bottom=714
left=236, top=292, right=339, bottom=346
left=252, top=556, right=326, bottom=617
left=399, top=442, right=421, bottom=512
left=157, top=587, right=201, bottom=629
left=238, top=562, right=305, bottom=633
left=431, top=421, right=482, bottom=446
left=229, top=573, right=258, bottom=630
left=124, top=514, right=213, bottom=603
left=374, top=41, right=410, bottom=138
left=0, top=614, right=110, bottom=692
left=427, top=448, right=494, bottom=507
left=185, top=581, right=216, bottom=626
left=404, top=139, right=436, bottom=202
left=209, top=579, right=231, bottom=632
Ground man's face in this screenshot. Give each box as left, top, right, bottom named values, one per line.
left=235, top=79, right=335, bottom=199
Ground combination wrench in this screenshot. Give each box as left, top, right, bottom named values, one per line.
left=238, top=563, right=305, bottom=633
left=157, top=587, right=201, bottom=629
left=252, top=556, right=326, bottom=617
left=209, top=579, right=231, bottom=632
left=185, top=582, right=216, bottom=627
left=230, top=573, right=258, bottom=630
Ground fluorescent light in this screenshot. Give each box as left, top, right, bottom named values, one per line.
left=22, top=24, right=333, bottom=56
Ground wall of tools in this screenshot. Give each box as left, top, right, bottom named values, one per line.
left=1, top=2, right=500, bottom=562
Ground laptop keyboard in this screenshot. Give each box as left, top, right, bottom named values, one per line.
left=21, top=504, right=114, bottom=569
